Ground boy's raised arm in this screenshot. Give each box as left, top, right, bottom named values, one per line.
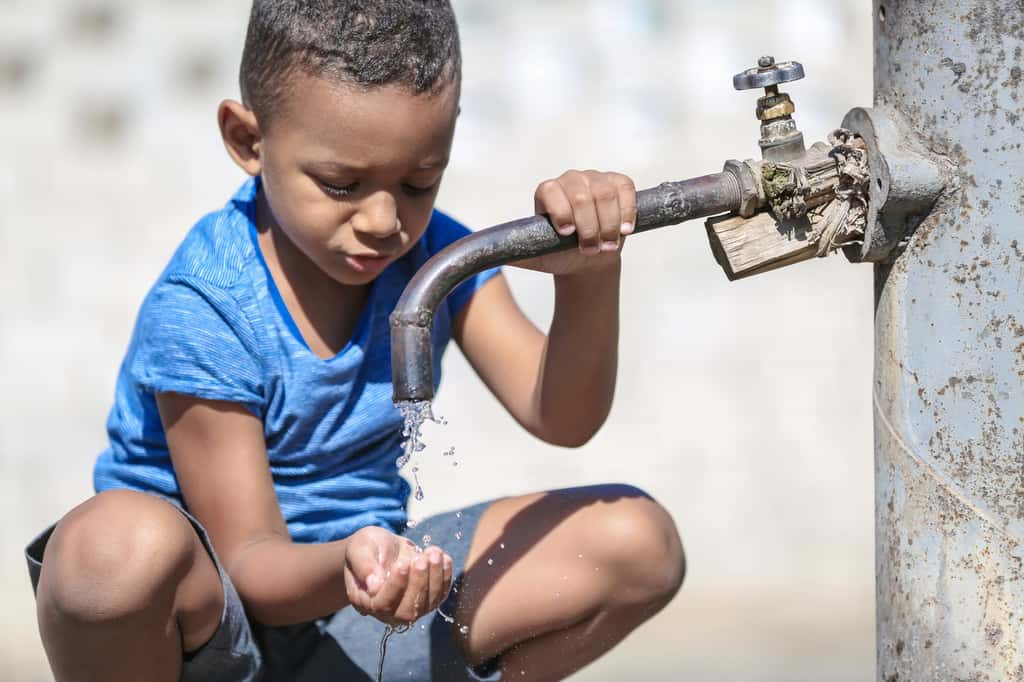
left=453, top=170, right=633, bottom=448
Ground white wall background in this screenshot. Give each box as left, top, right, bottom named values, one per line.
left=0, top=1, right=876, bottom=679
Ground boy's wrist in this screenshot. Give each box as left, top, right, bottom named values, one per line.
left=553, top=260, right=622, bottom=287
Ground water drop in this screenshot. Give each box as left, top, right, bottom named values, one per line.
left=454, top=531, right=462, bottom=540
left=453, top=461, right=459, bottom=467
left=406, top=518, right=418, bottom=529
left=459, top=625, right=469, bottom=635
left=422, top=534, right=432, bottom=545
left=411, top=466, right=425, bottom=502
left=443, top=447, right=455, bottom=457
left=499, top=543, right=505, bottom=550
left=487, top=558, right=494, bottom=566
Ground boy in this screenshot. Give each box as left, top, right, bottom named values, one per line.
left=27, top=1, right=685, bottom=680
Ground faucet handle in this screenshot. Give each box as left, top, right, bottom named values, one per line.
left=734, top=55, right=807, bottom=162
left=733, top=56, right=805, bottom=91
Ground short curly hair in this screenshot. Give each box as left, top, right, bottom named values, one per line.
left=239, top=0, right=461, bottom=123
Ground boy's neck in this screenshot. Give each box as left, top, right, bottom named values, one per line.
left=254, top=188, right=370, bottom=358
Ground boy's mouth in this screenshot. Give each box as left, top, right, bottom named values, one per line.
left=345, top=252, right=393, bottom=274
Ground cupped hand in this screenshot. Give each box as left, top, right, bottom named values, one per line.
left=516, top=169, right=637, bottom=275
left=343, top=526, right=454, bottom=626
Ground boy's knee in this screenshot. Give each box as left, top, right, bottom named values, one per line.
left=40, top=490, right=196, bottom=625
left=591, top=491, right=685, bottom=606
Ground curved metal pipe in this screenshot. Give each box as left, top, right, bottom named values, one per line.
left=391, top=172, right=742, bottom=402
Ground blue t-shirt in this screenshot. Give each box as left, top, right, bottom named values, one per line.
left=94, top=178, right=499, bottom=543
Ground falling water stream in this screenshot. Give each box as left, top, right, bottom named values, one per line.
left=375, top=401, right=467, bottom=681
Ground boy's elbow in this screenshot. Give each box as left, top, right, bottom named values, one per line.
left=230, top=571, right=295, bottom=627
left=548, top=431, right=595, bottom=448
left=222, top=539, right=296, bottom=627
left=537, top=416, right=607, bottom=448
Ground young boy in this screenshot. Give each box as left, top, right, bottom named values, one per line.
left=27, top=1, right=685, bottom=680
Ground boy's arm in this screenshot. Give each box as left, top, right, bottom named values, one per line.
left=453, top=170, right=633, bottom=447
left=158, top=393, right=351, bottom=625
left=454, top=267, right=620, bottom=447
left=157, top=393, right=451, bottom=626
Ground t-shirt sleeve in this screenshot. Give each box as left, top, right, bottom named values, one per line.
left=129, top=277, right=265, bottom=416
left=427, top=210, right=502, bottom=320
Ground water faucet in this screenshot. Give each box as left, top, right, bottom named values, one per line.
left=390, top=56, right=872, bottom=404
left=390, top=174, right=747, bottom=402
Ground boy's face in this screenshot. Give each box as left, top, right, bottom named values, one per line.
left=251, top=73, right=459, bottom=286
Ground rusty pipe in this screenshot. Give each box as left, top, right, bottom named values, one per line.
left=390, top=172, right=743, bottom=403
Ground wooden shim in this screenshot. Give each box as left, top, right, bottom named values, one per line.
left=705, top=212, right=819, bottom=281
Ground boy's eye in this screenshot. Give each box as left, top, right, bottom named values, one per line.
left=320, top=180, right=359, bottom=198
left=403, top=182, right=439, bottom=197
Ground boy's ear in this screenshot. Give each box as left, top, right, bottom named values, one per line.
left=218, top=100, right=263, bottom=176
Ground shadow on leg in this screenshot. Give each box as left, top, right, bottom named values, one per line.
left=453, top=484, right=686, bottom=682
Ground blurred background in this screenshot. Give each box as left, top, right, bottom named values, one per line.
left=0, top=1, right=876, bottom=679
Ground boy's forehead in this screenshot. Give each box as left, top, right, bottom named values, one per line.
left=270, top=72, right=459, bottom=167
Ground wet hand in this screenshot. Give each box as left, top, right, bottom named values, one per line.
left=518, top=169, right=637, bottom=275
left=343, top=526, right=454, bottom=626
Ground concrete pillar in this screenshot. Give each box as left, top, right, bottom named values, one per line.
left=871, top=0, right=1024, bottom=679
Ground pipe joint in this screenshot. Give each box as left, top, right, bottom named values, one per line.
left=839, top=107, right=950, bottom=263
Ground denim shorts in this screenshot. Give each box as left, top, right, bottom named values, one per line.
left=26, top=496, right=501, bottom=682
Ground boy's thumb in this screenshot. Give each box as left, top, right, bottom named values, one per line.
left=348, top=542, right=386, bottom=595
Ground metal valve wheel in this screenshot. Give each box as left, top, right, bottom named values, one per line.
left=733, top=56, right=805, bottom=91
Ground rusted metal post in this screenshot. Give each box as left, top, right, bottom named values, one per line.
left=870, top=1, right=1024, bottom=678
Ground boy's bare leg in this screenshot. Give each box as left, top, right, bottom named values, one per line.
left=454, top=484, right=686, bottom=681
left=36, top=490, right=224, bottom=682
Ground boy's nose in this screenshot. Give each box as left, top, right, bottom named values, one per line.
left=351, top=192, right=400, bottom=238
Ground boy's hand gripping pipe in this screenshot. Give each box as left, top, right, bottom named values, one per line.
left=390, top=172, right=744, bottom=403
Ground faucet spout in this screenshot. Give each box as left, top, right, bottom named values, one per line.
left=390, top=172, right=743, bottom=403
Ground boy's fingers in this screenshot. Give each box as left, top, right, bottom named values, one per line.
left=561, top=172, right=600, bottom=255
left=371, top=560, right=408, bottom=614
left=396, top=554, right=430, bottom=622
left=591, top=175, right=622, bottom=252
left=442, top=553, right=454, bottom=595
left=535, top=180, right=575, bottom=236
left=614, top=174, right=638, bottom=235
left=343, top=570, right=368, bottom=615
left=426, top=547, right=444, bottom=609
